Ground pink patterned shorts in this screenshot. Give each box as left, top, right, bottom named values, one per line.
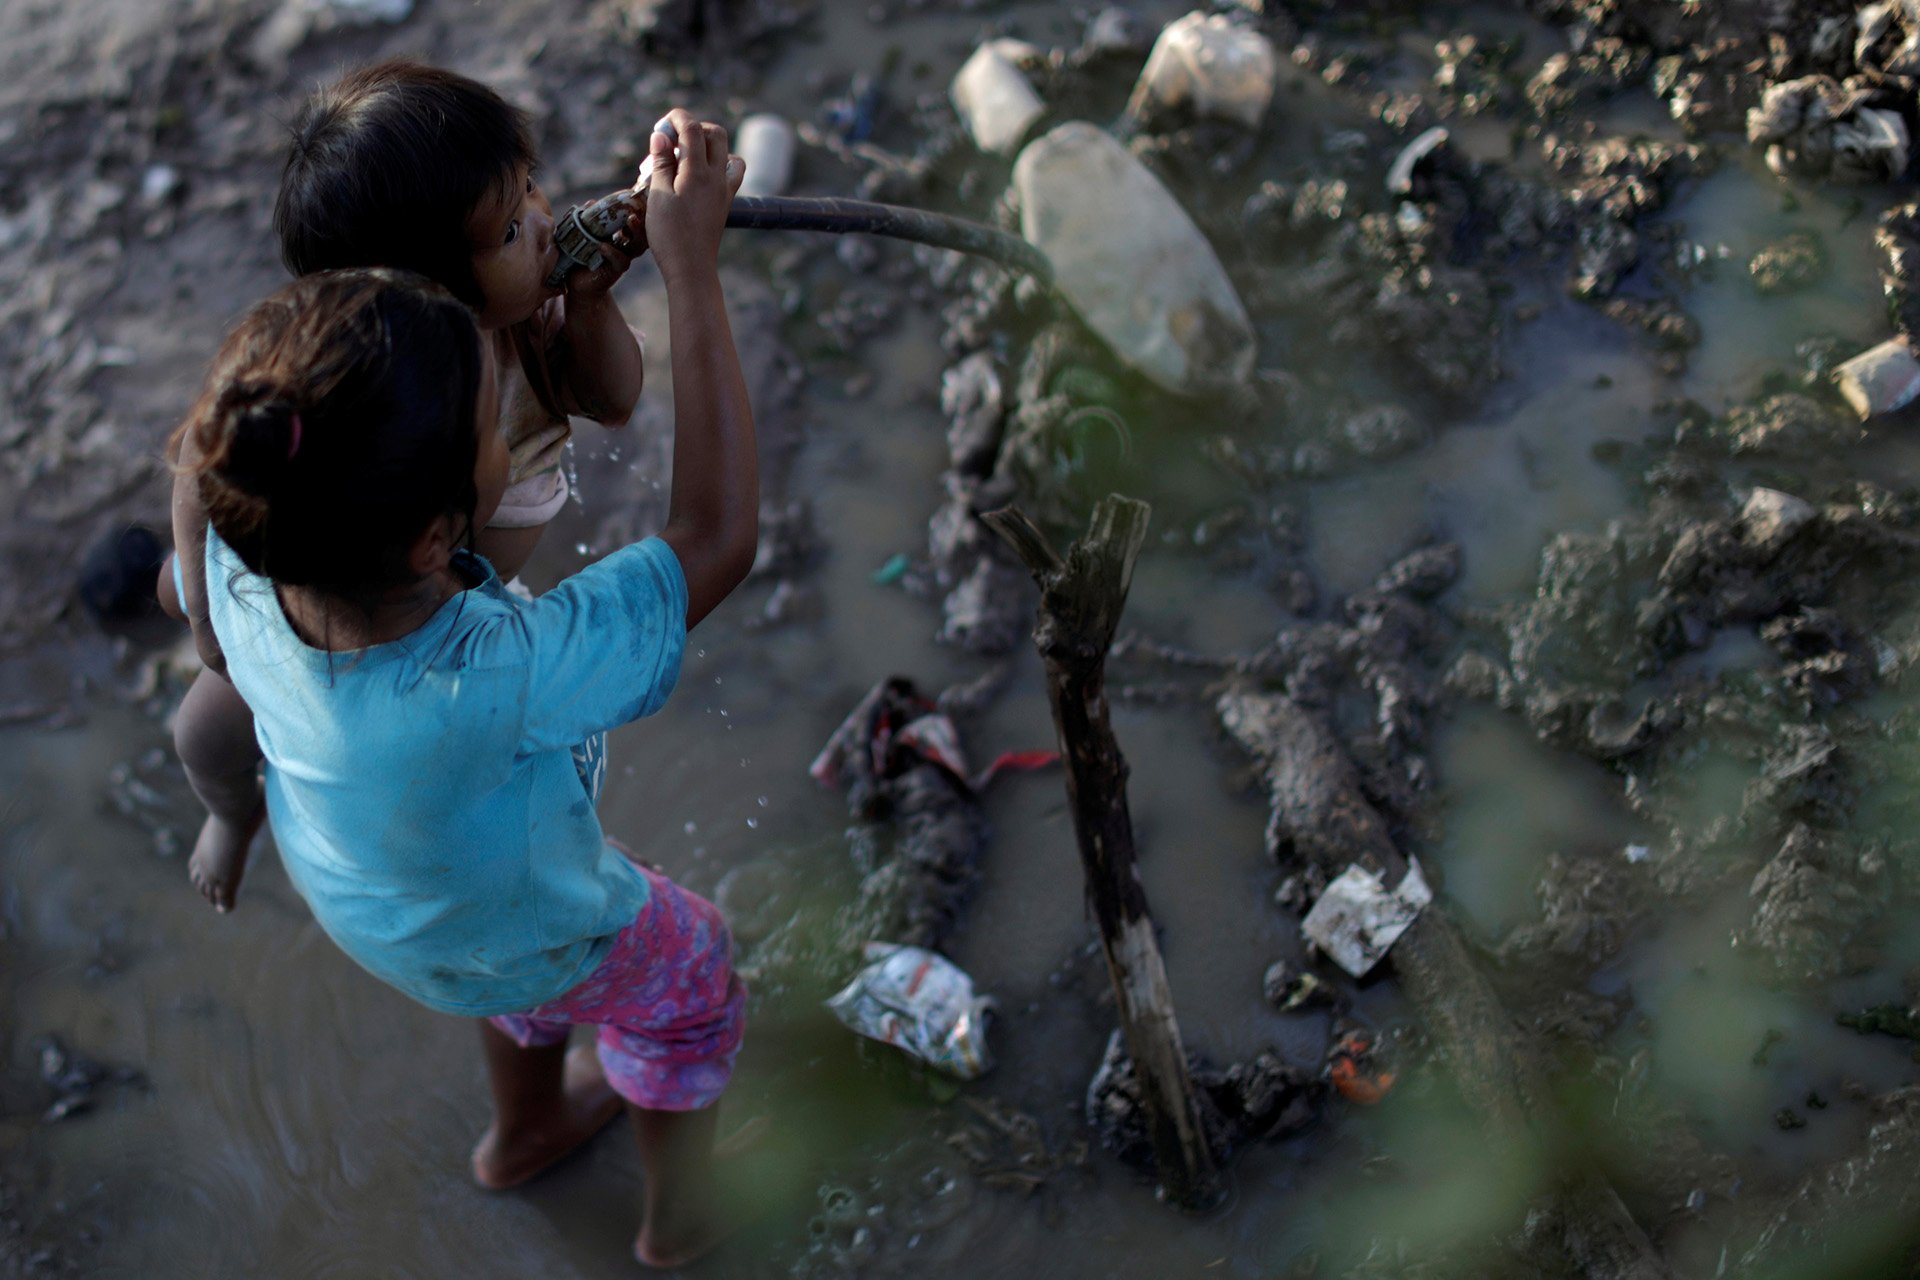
left=488, top=865, right=746, bottom=1111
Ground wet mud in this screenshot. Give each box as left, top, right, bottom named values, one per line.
left=7, top=0, right=1920, bottom=1277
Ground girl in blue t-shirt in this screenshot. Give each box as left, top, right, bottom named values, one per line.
left=166, top=58, right=739, bottom=919
left=167, top=113, right=757, bottom=1269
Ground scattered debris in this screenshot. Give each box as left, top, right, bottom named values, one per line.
left=1832, top=337, right=1920, bottom=418
left=1085, top=1030, right=1322, bottom=1168
left=736, top=113, right=796, bottom=198
left=1012, top=122, right=1255, bottom=396
left=1301, top=859, right=1433, bottom=978
left=1325, top=1025, right=1396, bottom=1105
left=827, top=943, right=996, bottom=1079
left=1262, top=960, right=1345, bottom=1012
left=1125, top=11, right=1277, bottom=130
left=952, top=41, right=1047, bottom=156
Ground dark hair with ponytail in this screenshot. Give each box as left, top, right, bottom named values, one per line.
left=173, top=269, right=483, bottom=600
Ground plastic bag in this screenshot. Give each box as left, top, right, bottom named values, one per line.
left=825, top=943, right=995, bottom=1079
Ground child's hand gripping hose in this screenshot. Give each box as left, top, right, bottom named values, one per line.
left=547, top=118, right=1054, bottom=290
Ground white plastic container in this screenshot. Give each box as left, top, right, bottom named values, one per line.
left=951, top=40, right=1047, bottom=156
left=1126, top=11, right=1277, bottom=128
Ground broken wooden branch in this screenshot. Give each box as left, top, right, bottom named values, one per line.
left=984, top=497, right=1225, bottom=1211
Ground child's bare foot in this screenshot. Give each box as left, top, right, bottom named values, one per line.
left=634, top=1208, right=735, bottom=1270
left=631, top=1116, right=769, bottom=1269
left=187, top=811, right=260, bottom=913
left=471, top=1045, right=623, bottom=1190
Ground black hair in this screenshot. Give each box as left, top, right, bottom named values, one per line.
left=274, top=59, right=536, bottom=310
left=174, top=269, right=483, bottom=602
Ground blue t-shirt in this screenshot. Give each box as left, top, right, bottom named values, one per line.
left=205, top=531, right=688, bottom=1017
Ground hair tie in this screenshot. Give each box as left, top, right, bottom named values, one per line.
left=287, top=412, right=303, bottom=460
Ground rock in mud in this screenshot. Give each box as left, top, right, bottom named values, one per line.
left=37, top=1035, right=145, bottom=1123
left=1679, top=391, right=1862, bottom=456
left=938, top=557, right=1031, bottom=655
left=1855, top=0, right=1920, bottom=77
left=1337, top=403, right=1429, bottom=461
left=1750, top=231, right=1828, bottom=294
left=1837, top=1001, right=1920, bottom=1043
left=1734, top=1085, right=1920, bottom=1275
left=940, top=351, right=1006, bottom=477
left=1740, top=824, right=1875, bottom=985
left=1746, top=76, right=1911, bottom=184
left=1372, top=543, right=1462, bottom=599
left=1085, top=1030, right=1321, bottom=1168
left=1524, top=39, right=1648, bottom=120
left=1741, top=487, right=1817, bottom=556
left=1013, top=122, right=1255, bottom=397
left=1499, top=852, right=1642, bottom=971
left=1543, top=133, right=1705, bottom=298
left=1125, top=11, right=1277, bottom=129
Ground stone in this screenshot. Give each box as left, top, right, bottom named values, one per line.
left=1126, top=11, right=1277, bottom=129
left=1014, top=122, right=1255, bottom=396
left=1740, top=487, right=1816, bottom=555
left=951, top=40, right=1046, bottom=156
left=1749, top=231, right=1827, bottom=294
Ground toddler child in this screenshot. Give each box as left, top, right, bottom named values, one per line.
left=168, top=110, right=757, bottom=1266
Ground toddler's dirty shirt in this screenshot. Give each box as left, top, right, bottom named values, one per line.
left=204, top=529, right=688, bottom=1016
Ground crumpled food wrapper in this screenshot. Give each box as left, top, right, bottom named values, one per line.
left=1301, top=859, right=1433, bottom=977
left=826, top=943, right=995, bottom=1079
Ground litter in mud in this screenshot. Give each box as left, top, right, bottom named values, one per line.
left=1300, top=859, right=1433, bottom=978
left=951, top=41, right=1046, bottom=156
left=1012, top=122, right=1255, bottom=396
left=1324, top=1026, right=1396, bottom=1106
left=1125, top=11, right=1276, bottom=129
left=1833, top=335, right=1920, bottom=418
left=826, top=943, right=995, bottom=1080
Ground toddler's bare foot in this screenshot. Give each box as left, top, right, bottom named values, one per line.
left=187, top=810, right=260, bottom=913
left=471, top=1045, right=623, bottom=1190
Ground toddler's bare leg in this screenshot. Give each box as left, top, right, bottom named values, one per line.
left=175, top=670, right=263, bottom=912
left=471, top=1022, right=622, bottom=1190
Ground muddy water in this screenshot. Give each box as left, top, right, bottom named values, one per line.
left=7, top=2, right=1920, bottom=1278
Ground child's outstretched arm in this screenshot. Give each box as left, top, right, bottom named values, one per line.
left=648, top=110, right=758, bottom=630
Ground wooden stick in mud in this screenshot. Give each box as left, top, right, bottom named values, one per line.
left=983, top=497, right=1225, bottom=1212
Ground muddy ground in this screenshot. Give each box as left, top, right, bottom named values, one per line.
left=5, top=0, right=1920, bottom=1276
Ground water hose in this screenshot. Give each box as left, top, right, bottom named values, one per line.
left=550, top=189, right=1052, bottom=289
left=547, top=123, right=1053, bottom=289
